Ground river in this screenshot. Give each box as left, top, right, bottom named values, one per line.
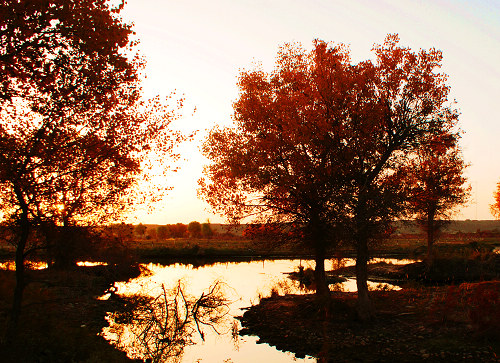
left=101, top=258, right=411, bottom=362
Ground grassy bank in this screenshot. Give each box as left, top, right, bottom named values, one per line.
left=129, top=236, right=500, bottom=264
left=0, top=264, right=141, bottom=362
left=239, top=282, right=500, bottom=362
left=0, top=234, right=498, bottom=361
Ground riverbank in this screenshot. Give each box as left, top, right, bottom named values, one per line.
left=238, top=249, right=499, bottom=362
left=333, top=254, right=500, bottom=284
left=128, top=236, right=500, bottom=265
left=0, top=264, right=141, bottom=362
left=239, top=283, right=499, bottom=362
left=1, top=230, right=499, bottom=264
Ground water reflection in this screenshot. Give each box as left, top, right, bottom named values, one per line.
left=0, top=260, right=109, bottom=270
left=106, top=280, right=232, bottom=362
left=0, top=260, right=48, bottom=270
left=102, top=258, right=410, bottom=362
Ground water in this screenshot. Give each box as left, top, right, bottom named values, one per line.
left=101, top=258, right=408, bottom=362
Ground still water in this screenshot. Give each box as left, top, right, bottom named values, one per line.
left=101, top=258, right=406, bottom=362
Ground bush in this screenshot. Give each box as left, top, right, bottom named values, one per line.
left=429, top=281, right=500, bottom=339
left=188, top=221, right=202, bottom=238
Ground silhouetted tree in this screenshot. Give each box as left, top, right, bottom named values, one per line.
left=188, top=221, right=202, bottom=238
left=199, top=40, right=359, bottom=298
left=168, top=223, right=187, bottom=238
left=201, top=221, right=214, bottom=239
left=135, top=224, right=147, bottom=238
left=146, top=227, right=157, bottom=241
left=336, top=35, right=460, bottom=320
left=156, top=225, right=170, bottom=240
left=0, top=0, right=184, bottom=340
left=490, top=183, right=500, bottom=219
left=111, top=223, right=135, bottom=242
left=401, top=132, right=470, bottom=266
left=200, top=35, right=461, bottom=320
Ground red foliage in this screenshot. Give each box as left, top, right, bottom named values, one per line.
left=200, top=34, right=462, bottom=318
left=491, top=182, right=500, bottom=219
left=430, top=281, right=500, bottom=338
left=168, top=223, right=187, bottom=238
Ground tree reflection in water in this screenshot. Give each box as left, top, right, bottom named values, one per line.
left=107, top=280, right=232, bottom=362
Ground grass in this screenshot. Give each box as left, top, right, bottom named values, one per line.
left=128, top=233, right=500, bottom=262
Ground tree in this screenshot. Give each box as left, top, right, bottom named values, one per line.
left=201, top=221, right=214, bottom=239
left=400, top=133, right=470, bottom=266
left=169, top=223, right=187, bottom=238
left=199, top=40, right=359, bottom=297
left=157, top=225, right=170, bottom=240
left=135, top=224, right=147, bottom=238
left=146, top=227, right=157, bottom=241
left=200, top=35, right=460, bottom=320
left=188, top=221, right=202, bottom=238
left=110, top=223, right=135, bottom=242
left=0, top=0, right=183, bottom=340
left=336, top=35, right=460, bottom=320
left=490, top=183, right=500, bottom=218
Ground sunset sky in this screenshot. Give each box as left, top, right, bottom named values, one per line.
left=121, top=0, right=500, bottom=224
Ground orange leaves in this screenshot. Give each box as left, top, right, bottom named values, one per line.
left=490, top=182, right=500, bottom=219
left=0, top=0, right=188, bottom=229
left=201, top=34, right=463, bottom=255
left=373, top=34, right=449, bottom=112
left=201, top=39, right=364, bottom=229
left=400, top=131, right=470, bottom=226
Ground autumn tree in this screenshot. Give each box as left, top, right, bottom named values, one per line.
left=200, top=35, right=461, bottom=320
left=135, top=224, right=147, bottom=238
left=110, top=223, right=135, bottom=242
left=199, top=41, right=358, bottom=297
left=201, top=221, right=214, bottom=239
left=490, top=183, right=500, bottom=218
left=169, top=223, right=187, bottom=238
left=0, top=0, right=184, bottom=340
left=157, top=225, right=170, bottom=240
left=188, top=221, right=202, bottom=238
left=335, top=35, right=461, bottom=320
left=400, top=133, right=470, bottom=266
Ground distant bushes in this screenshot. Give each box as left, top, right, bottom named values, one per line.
left=152, top=221, right=214, bottom=240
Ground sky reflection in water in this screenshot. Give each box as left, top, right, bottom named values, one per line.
left=102, top=258, right=406, bottom=362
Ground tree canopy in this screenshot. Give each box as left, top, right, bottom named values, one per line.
left=400, top=132, right=470, bottom=265
left=200, top=34, right=462, bottom=318
left=490, top=182, right=500, bottom=219
left=0, top=0, right=185, bottom=339
left=0, top=0, right=184, bottom=246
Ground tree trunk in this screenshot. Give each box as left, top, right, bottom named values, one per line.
left=355, top=234, right=374, bottom=321
left=314, top=248, right=330, bottom=298
left=4, top=189, right=30, bottom=343
left=426, top=212, right=435, bottom=269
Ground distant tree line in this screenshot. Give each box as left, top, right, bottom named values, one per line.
left=130, top=221, right=214, bottom=240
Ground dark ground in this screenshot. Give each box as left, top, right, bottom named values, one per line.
left=0, top=237, right=499, bottom=362
left=0, top=264, right=141, bottom=362
left=239, top=284, right=499, bottom=362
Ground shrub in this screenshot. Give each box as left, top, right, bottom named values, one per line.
left=429, top=281, right=500, bottom=338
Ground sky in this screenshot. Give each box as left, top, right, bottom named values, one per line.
left=120, top=0, right=500, bottom=224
